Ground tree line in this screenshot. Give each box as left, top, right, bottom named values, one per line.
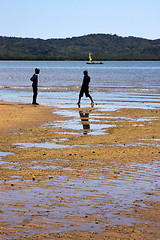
left=0, top=34, right=160, bottom=60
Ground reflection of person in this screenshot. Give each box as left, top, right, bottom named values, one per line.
left=30, top=68, right=40, bottom=105
left=79, top=110, right=90, bottom=135
left=77, top=70, right=94, bottom=108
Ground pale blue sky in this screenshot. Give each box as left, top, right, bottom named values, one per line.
left=0, top=0, right=159, bottom=40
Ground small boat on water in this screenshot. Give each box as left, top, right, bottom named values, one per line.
left=86, top=53, right=103, bottom=64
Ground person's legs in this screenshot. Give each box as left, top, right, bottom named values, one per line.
left=88, top=93, right=93, bottom=103
left=32, top=87, right=38, bottom=104
left=85, top=89, right=94, bottom=106
left=78, top=95, right=81, bottom=104
left=77, top=88, right=94, bottom=107
left=88, top=94, right=94, bottom=107
left=77, top=89, right=84, bottom=107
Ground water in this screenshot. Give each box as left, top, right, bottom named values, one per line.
left=0, top=61, right=160, bottom=135
left=0, top=61, right=160, bottom=110
left=0, top=160, right=159, bottom=237
left=0, top=61, right=160, bottom=238
left=0, top=61, right=160, bottom=90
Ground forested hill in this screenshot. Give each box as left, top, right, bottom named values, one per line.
left=0, top=34, right=160, bottom=60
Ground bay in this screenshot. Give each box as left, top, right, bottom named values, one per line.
left=0, top=61, right=160, bottom=111
left=0, top=60, right=160, bottom=91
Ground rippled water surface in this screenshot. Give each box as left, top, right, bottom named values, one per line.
left=0, top=60, right=160, bottom=90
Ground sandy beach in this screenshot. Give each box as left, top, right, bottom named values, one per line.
left=0, top=100, right=160, bottom=239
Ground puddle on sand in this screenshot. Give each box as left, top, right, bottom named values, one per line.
left=13, top=141, right=72, bottom=149
left=0, top=152, right=13, bottom=157
left=12, top=136, right=160, bottom=150
left=47, top=107, right=160, bottom=136
left=111, top=142, right=160, bottom=148
left=29, top=165, right=75, bottom=171
left=13, top=137, right=160, bottom=150
left=47, top=109, right=116, bottom=135
left=13, top=136, right=105, bottom=149
left=132, top=138, right=160, bottom=147
left=13, top=142, right=92, bottom=149
left=0, top=152, right=14, bottom=164
left=0, top=161, right=159, bottom=239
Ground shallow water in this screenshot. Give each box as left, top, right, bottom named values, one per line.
left=0, top=160, right=159, bottom=238
left=0, top=61, right=160, bottom=90
left=0, top=152, right=13, bottom=157
left=0, top=61, right=160, bottom=238
left=2, top=84, right=159, bottom=136
left=0, top=61, right=160, bottom=110
left=0, top=89, right=160, bottom=110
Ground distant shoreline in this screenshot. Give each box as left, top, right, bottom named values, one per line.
left=1, top=34, right=160, bottom=61
left=0, top=59, right=160, bottom=61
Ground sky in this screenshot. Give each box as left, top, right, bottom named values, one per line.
left=0, top=0, right=160, bottom=40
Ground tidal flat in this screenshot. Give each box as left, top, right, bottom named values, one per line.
left=0, top=100, right=160, bottom=240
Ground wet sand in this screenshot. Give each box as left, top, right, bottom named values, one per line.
left=0, top=100, right=160, bottom=239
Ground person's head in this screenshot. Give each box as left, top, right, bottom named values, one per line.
left=35, top=68, right=40, bottom=74
left=83, top=70, right=88, bottom=76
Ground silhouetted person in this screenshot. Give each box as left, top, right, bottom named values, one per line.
left=77, top=70, right=94, bottom=108
left=30, top=68, right=40, bottom=105
left=79, top=110, right=90, bottom=135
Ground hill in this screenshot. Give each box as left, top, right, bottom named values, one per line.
left=0, top=34, right=160, bottom=60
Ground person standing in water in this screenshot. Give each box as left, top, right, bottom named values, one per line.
left=77, top=70, right=94, bottom=108
left=30, top=68, right=40, bottom=105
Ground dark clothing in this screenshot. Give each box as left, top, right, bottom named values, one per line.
left=79, top=75, right=91, bottom=97
left=79, top=88, right=90, bottom=98
left=32, top=86, right=38, bottom=104
left=78, top=74, right=93, bottom=104
left=30, top=74, right=38, bottom=104
left=30, top=74, right=38, bottom=87
left=81, top=75, right=90, bottom=89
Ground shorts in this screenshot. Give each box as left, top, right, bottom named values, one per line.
left=79, top=88, right=90, bottom=97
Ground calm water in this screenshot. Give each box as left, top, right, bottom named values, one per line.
left=0, top=61, right=160, bottom=110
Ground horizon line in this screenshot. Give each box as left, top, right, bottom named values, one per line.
left=0, top=33, right=159, bottom=41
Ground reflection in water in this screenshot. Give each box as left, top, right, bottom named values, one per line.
left=79, top=110, right=90, bottom=135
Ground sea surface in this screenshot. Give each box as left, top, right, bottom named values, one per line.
left=0, top=61, right=160, bottom=111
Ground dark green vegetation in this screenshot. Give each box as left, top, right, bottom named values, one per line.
left=0, top=34, right=160, bottom=60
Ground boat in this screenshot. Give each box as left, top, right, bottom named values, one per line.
left=86, top=53, right=103, bottom=64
